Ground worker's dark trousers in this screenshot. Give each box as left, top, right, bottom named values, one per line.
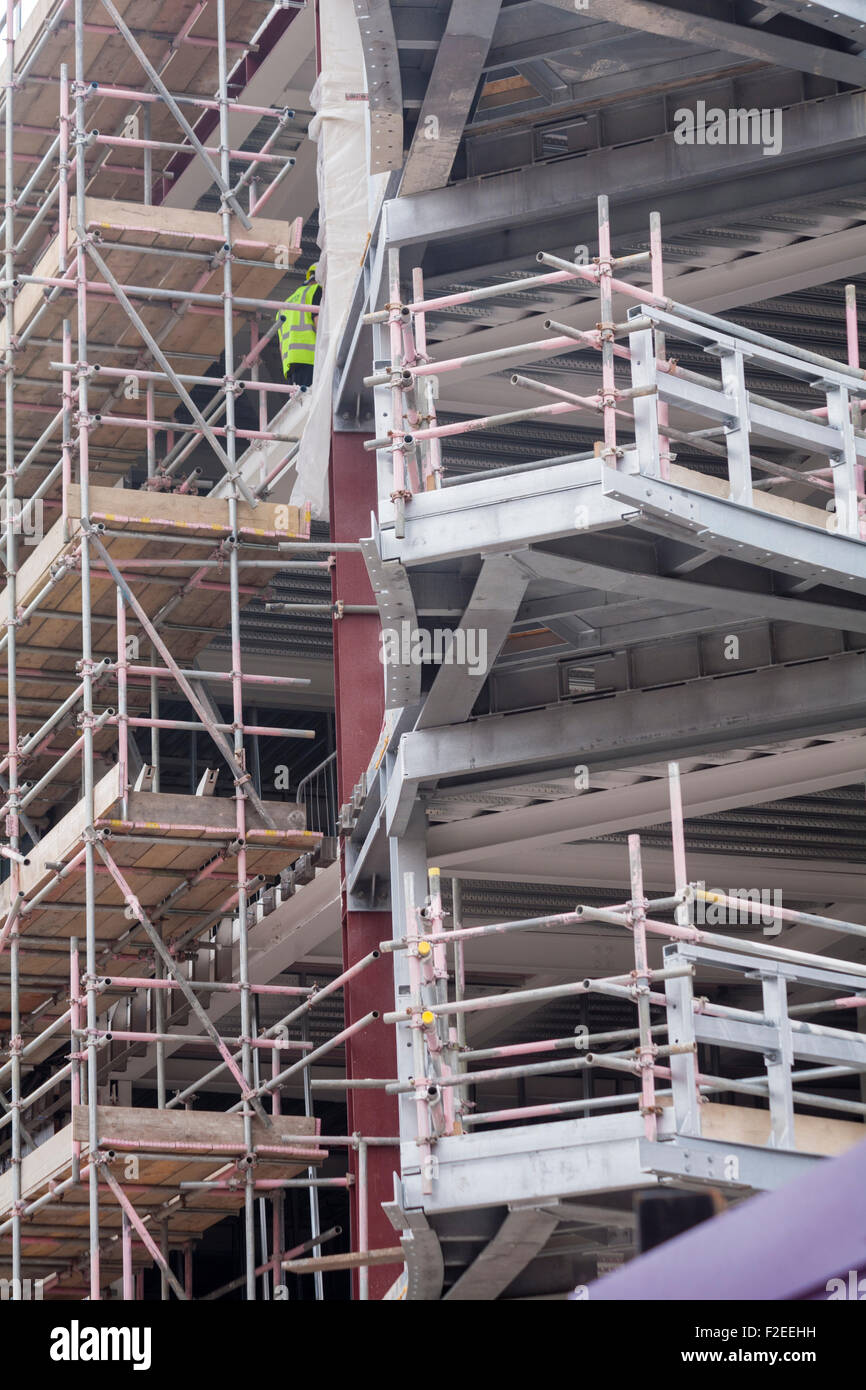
left=286, top=364, right=314, bottom=388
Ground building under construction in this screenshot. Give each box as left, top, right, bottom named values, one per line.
left=1, top=0, right=866, bottom=1309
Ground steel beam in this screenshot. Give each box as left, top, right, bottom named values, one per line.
left=379, top=458, right=631, bottom=565
left=415, top=553, right=527, bottom=729
left=361, top=533, right=422, bottom=709
left=386, top=649, right=866, bottom=830
left=400, top=1111, right=670, bottom=1214
left=354, top=0, right=403, bottom=172
left=426, top=732, right=866, bottom=867
left=453, top=841, right=866, bottom=898
left=383, top=88, right=866, bottom=249
left=520, top=546, right=866, bottom=636
left=400, top=0, right=502, bottom=197
left=420, top=224, right=866, bottom=396
left=392, top=6, right=445, bottom=51
left=638, top=1136, right=815, bottom=1191
left=750, top=0, right=866, bottom=41
left=383, top=1201, right=445, bottom=1301
left=480, top=46, right=750, bottom=106
left=379, top=452, right=866, bottom=601
left=544, top=0, right=866, bottom=86
left=601, top=467, right=866, bottom=596
left=443, top=1205, right=559, bottom=1300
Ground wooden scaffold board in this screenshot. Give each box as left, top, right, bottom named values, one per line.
left=2, top=197, right=301, bottom=464
left=8, top=0, right=279, bottom=202
left=0, top=482, right=308, bottom=816
left=0, top=762, right=320, bottom=1023
left=0, top=1105, right=325, bottom=1296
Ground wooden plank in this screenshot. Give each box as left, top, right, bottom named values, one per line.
left=0, top=1125, right=72, bottom=1213
left=82, top=197, right=297, bottom=264
left=0, top=1102, right=328, bottom=1292
left=670, top=462, right=833, bottom=532
left=699, top=1100, right=864, bottom=1156
left=16, top=766, right=121, bottom=900
left=11, top=515, right=70, bottom=614
left=72, top=1105, right=320, bottom=1152
left=107, top=788, right=306, bottom=837
left=69, top=482, right=304, bottom=540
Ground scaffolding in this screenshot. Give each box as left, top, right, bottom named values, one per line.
left=0, top=0, right=393, bottom=1302
left=4, top=0, right=866, bottom=1304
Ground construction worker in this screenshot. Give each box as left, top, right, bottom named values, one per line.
left=277, top=262, right=321, bottom=388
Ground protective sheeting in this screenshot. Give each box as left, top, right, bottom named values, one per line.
left=290, top=0, right=390, bottom=518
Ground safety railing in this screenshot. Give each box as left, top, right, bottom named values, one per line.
left=335, top=761, right=866, bottom=1197
left=363, top=197, right=866, bottom=542
left=296, top=749, right=338, bottom=837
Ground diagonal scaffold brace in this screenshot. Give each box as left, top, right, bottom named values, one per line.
left=93, top=838, right=274, bottom=1128
left=102, top=1167, right=189, bottom=1300
left=88, top=532, right=278, bottom=831
left=95, top=0, right=253, bottom=230
left=83, top=240, right=259, bottom=507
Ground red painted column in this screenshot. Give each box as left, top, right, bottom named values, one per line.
left=329, top=431, right=401, bottom=1299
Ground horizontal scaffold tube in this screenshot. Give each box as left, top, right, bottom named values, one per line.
left=383, top=965, right=693, bottom=1023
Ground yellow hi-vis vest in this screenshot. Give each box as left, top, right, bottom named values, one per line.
left=278, top=281, right=318, bottom=374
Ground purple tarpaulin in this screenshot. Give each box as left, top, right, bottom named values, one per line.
left=579, top=1138, right=866, bottom=1301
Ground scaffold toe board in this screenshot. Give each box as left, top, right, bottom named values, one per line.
left=695, top=1100, right=865, bottom=1158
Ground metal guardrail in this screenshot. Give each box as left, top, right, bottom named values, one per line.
left=627, top=302, right=865, bottom=535
left=296, top=750, right=338, bottom=836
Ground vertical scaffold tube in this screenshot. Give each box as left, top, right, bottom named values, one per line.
left=70, top=938, right=82, bottom=1185
left=3, top=0, right=22, bottom=1302
left=649, top=211, right=670, bottom=480
left=216, top=0, right=255, bottom=1302
left=74, top=0, right=101, bottom=1299
left=302, top=1014, right=324, bottom=1301
left=451, top=878, right=468, bottom=1119
left=388, top=249, right=408, bottom=536
left=597, top=195, right=617, bottom=462
left=628, top=835, right=658, bottom=1140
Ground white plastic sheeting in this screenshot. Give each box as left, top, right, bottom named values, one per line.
left=290, top=0, right=390, bottom=518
